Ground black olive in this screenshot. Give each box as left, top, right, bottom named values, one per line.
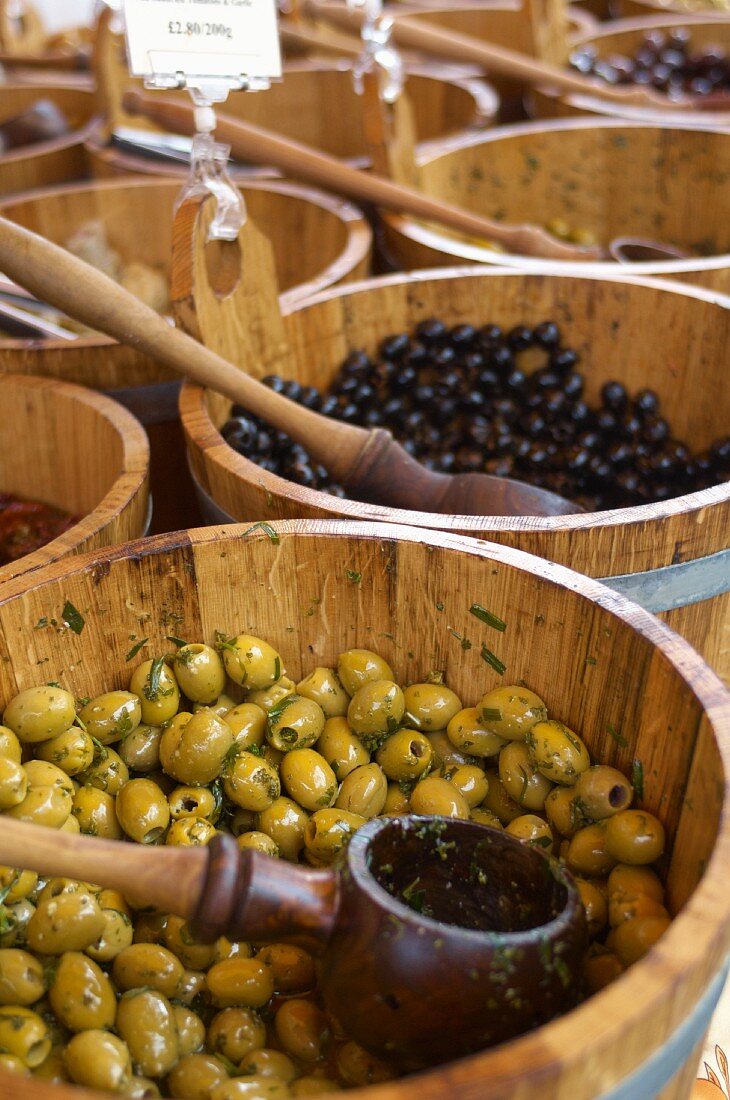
left=415, top=318, right=447, bottom=344
left=379, top=333, right=410, bottom=360
left=534, top=321, right=561, bottom=348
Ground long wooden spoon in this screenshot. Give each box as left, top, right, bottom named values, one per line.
left=307, top=0, right=728, bottom=112
left=120, top=89, right=602, bottom=263
left=0, top=216, right=578, bottom=517
left=0, top=813, right=586, bottom=1069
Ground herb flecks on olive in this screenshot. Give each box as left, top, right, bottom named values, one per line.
left=0, top=638, right=669, bottom=1093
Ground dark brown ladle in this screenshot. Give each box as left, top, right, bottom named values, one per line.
left=609, top=236, right=691, bottom=264
left=0, top=216, right=579, bottom=518
left=0, top=814, right=586, bottom=1069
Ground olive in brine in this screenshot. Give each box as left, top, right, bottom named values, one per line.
left=173, top=644, right=226, bottom=705
left=478, top=686, right=548, bottom=742
left=222, top=635, right=282, bottom=691
left=296, top=667, right=350, bottom=718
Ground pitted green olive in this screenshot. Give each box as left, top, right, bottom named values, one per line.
left=173, top=645, right=226, bottom=705
left=347, top=681, right=405, bottom=741
left=160, top=708, right=233, bottom=785
left=478, top=686, right=548, bottom=742
left=403, top=682, right=462, bottom=732
left=336, top=649, right=394, bottom=696
left=129, top=661, right=180, bottom=726
left=267, top=696, right=325, bottom=753
left=224, top=752, right=281, bottom=812
left=296, top=667, right=350, bottom=718
left=79, top=691, right=142, bottom=745
left=3, top=686, right=76, bottom=744
left=222, top=635, right=282, bottom=691
left=224, top=703, right=267, bottom=750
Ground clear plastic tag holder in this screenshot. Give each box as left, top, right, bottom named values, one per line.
left=348, top=0, right=405, bottom=105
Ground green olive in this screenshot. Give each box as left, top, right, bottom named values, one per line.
left=118, top=723, right=162, bottom=773
left=79, top=691, right=142, bottom=745
left=0, top=1005, right=50, bottom=1067
left=576, top=879, right=609, bottom=938
left=403, top=682, right=462, bottom=732
left=86, top=905, right=134, bottom=962
left=5, top=781, right=72, bottom=829
left=206, top=958, right=274, bottom=1009
left=48, top=951, right=116, bottom=1031
left=274, top=999, right=329, bottom=1063
left=166, top=821, right=215, bottom=853
left=446, top=707, right=506, bottom=758
left=336, top=1040, right=393, bottom=1087
left=383, top=783, right=410, bottom=814
left=246, top=680, right=295, bottom=715
left=237, top=831, right=279, bottom=858
left=566, top=822, right=617, bottom=876
left=209, top=1076, right=291, bottom=1100
left=527, top=720, right=590, bottom=785
left=574, top=766, right=634, bottom=819
left=115, top=778, right=170, bottom=844
left=169, top=785, right=219, bottom=821
left=256, top=798, right=309, bottom=862
left=604, top=810, right=666, bottom=865
left=0, top=726, right=21, bottom=763
left=478, top=686, right=548, bottom=742
left=544, top=785, right=586, bottom=838
left=279, top=750, right=337, bottom=813
left=173, top=1004, right=206, bottom=1058
left=470, top=807, right=502, bottom=829
left=173, top=644, right=226, bottom=705
left=304, top=809, right=365, bottom=864
left=0, top=758, right=27, bottom=811
left=336, top=649, right=394, bottom=696
left=498, top=741, right=553, bottom=811
left=409, top=777, right=469, bottom=819
left=129, top=660, right=180, bottom=726
left=72, top=786, right=123, bottom=839
left=116, top=988, right=180, bottom=1078
left=267, top=696, right=325, bottom=754
left=0, top=1053, right=28, bottom=1076
left=113, top=943, right=185, bottom=997
left=613, top=915, right=671, bottom=966
left=0, top=949, right=46, bottom=1005
left=505, top=814, right=554, bottom=849
left=375, top=729, right=433, bottom=782
left=222, top=635, right=282, bottom=691
left=168, top=1053, right=228, bottom=1100
left=296, top=667, right=350, bottom=718
left=197, top=693, right=238, bottom=718
left=3, top=686, right=76, bottom=744
left=63, top=1030, right=132, bottom=1091
left=163, top=916, right=215, bottom=971
left=35, top=727, right=94, bottom=776
left=347, top=681, right=405, bottom=741
left=207, top=1006, right=266, bottom=1062
left=161, top=708, right=233, bottom=786
left=77, top=746, right=130, bottom=795
left=239, top=1049, right=297, bottom=1083
left=607, top=864, right=664, bottom=903
left=26, top=890, right=105, bottom=955
left=441, top=764, right=488, bottom=808
left=481, top=769, right=524, bottom=824
left=316, top=717, right=369, bottom=781
left=255, top=944, right=315, bottom=994
left=335, top=763, right=387, bottom=819
left=224, top=752, right=281, bottom=812
left=224, top=703, right=267, bottom=751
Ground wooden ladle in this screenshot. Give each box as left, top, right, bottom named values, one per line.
left=120, top=90, right=602, bottom=263
left=0, top=813, right=586, bottom=1069
left=307, top=0, right=730, bottom=113
left=0, top=215, right=579, bottom=518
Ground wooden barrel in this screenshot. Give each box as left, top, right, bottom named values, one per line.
left=0, top=374, right=149, bottom=587
left=0, top=83, right=94, bottom=195
left=0, top=519, right=727, bottom=1100
left=84, top=59, right=498, bottom=180
left=0, top=175, right=372, bottom=534
left=377, top=118, right=730, bottom=294
left=179, top=267, right=730, bottom=683
left=531, top=14, right=730, bottom=124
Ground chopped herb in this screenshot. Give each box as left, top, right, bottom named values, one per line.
left=214, top=631, right=239, bottom=656
left=273, top=657, right=281, bottom=682
left=517, top=765, right=529, bottom=804
left=481, top=707, right=503, bottom=723
left=346, top=570, right=362, bottom=584
left=447, top=628, right=472, bottom=651
left=246, top=744, right=265, bottom=758
left=631, top=760, right=644, bottom=801
left=553, top=957, right=572, bottom=988
left=607, top=723, right=628, bottom=749
left=215, top=1054, right=240, bottom=1077
left=267, top=695, right=296, bottom=726
left=585, top=656, right=597, bottom=666
left=91, top=737, right=108, bottom=762
left=480, top=645, right=506, bottom=675
left=75, top=696, right=90, bottom=710
left=242, top=521, right=280, bottom=544
left=45, top=680, right=62, bottom=689
left=469, top=604, right=507, bottom=632
left=435, top=601, right=444, bottom=612
left=166, top=636, right=188, bottom=649
left=278, top=728, right=299, bottom=745
left=222, top=743, right=242, bottom=773
left=73, top=713, right=87, bottom=733
left=144, top=657, right=167, bottom=701
left=401, top=877, right=430, bottom=915
left=360, top=730, right=391, bottom=754
left=34, top=617, right=48, bottom=630
left=62, top=600, right=85, bottom=635
left=126, top=638, right=149, bottom=662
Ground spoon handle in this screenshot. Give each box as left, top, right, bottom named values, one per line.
left=0, top=214, right=371, bottom=481
left=121, top=91, right=600, bottom=262
left=190, top=834, right=339, bottom=951
left=0, top=816, right=207, bottom=919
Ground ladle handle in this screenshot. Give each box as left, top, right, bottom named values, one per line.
left=307, top=0, right=691, bottom=110
left=0, top=817, right=208, bottom=918
left=0, top=215, right=371, bottom=479
left=190, top=834, right=339, bottom=951
left=121, top=91, right=600, bottom=261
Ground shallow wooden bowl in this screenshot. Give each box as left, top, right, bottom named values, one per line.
left=531, top=14, right=730, bottom=124
left=85, top=59, right=498, bottom=180
left=0, top=520, right=728, bottom=1099
left=378, top=118, right=730, bottom=294
left=0, top=83, right=95, bottom=194
left=180, top=266, right=730, bottom=682
left=0, top=175, right=371, bottom=533
left=0, top=374, right=149, bottom=587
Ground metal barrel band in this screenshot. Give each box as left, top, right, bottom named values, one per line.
left=600, top=547, right=730, bottom=614
left=598, top=963, right=729, bottom=1100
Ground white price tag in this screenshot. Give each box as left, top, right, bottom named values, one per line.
left=123, top=0, right=282, bottom=84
